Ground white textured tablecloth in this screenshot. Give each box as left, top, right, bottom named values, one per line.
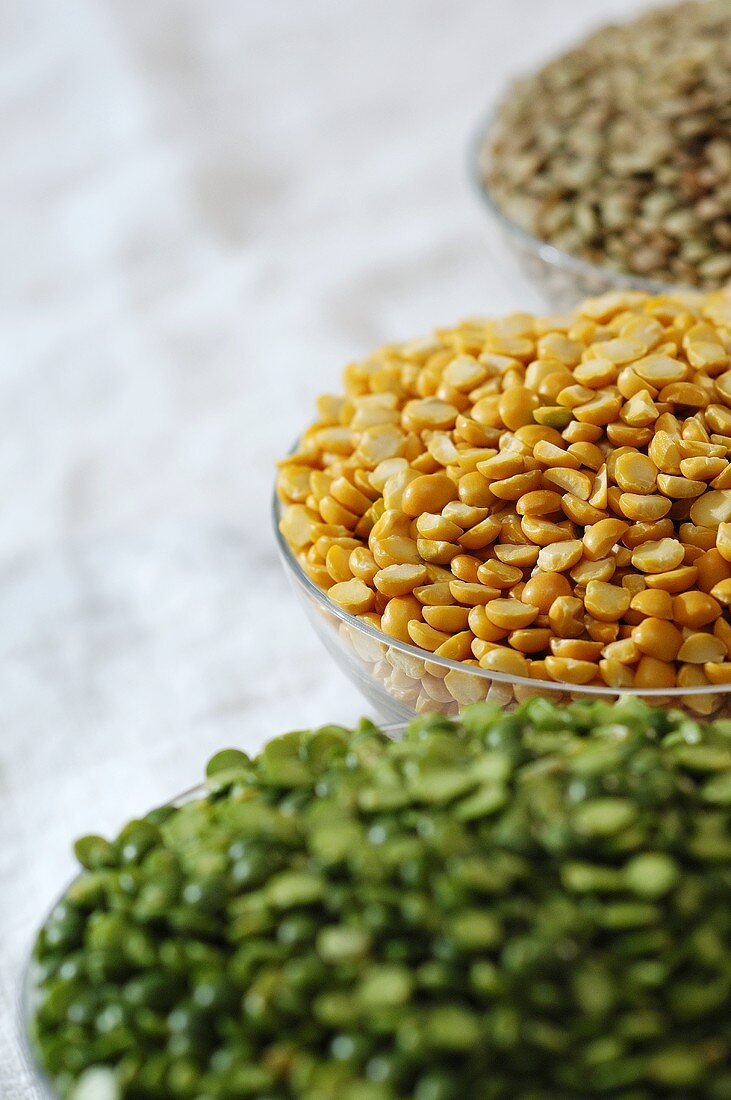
left=1, top=0, right=648, bottom=1092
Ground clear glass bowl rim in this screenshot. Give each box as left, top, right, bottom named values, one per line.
left=468, top=106, right=698, bottom=299
left=273, top=487, right=731, bottom=700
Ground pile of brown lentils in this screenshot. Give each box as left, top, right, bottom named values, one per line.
left=277, top=289, right=731, bottom=703
left=481, top=0, right=731, bottom=289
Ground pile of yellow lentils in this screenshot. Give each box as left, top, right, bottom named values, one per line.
left=277, top=290, right=731, bottom=702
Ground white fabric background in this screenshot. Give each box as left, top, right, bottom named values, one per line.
left=1, top=0, right=648, bottom=1092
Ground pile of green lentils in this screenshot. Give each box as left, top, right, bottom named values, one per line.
left=30, top=699, right=731, bottom=1099
left=482, top=0, right=731, bottom=289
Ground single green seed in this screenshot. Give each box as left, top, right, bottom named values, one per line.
left=572, top=798, right=638, bottom=838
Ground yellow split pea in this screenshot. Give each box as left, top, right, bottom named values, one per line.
left=277, top=288, right=731, bottom=701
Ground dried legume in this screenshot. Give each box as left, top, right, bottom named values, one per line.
left=278, top=290, right=731, bottom=704
left=29, top=700, right=731, bottom=1097
left=481, top=0, right=731, bottom=289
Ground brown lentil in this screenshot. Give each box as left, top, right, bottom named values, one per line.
left=481, top=0, right=731, bottom=290
left=278, top=289, right=731, bottom=702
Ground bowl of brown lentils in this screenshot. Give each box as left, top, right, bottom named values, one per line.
left=475, top=0, right=731, bottom=310
left=276, top=287, right=731, bottom=722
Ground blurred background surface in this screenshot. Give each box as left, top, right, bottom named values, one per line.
left=1, top=0, right=649, bottom=1091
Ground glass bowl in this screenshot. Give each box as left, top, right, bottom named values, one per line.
left=273, top=491, right=731, bottom=723
left=469, top=110, right=690, bottom=312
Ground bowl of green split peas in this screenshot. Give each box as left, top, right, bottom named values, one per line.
left=23, top=698, right=731, bottom=1099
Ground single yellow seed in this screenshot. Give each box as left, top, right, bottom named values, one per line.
left=508, top=628, right=553, bottom=654
left=479, top=646, right=530, bottom=677
left=484, top=599, right=539, bottom=630
left=415, top=513, right=464, bottom=543
left=477, top=559, right=523, bottom=589
left=630, top=589, right=674, bottom=620
left=498, top=386, right=540, bottom=430
left=704, top=662, right=731, bottom=685
left=441, top=501, right=489, bottom=528
left=536, top=540, right=584, bottom=572
left=656, top=473, right=706, bottom=499
left=521, top=572, right=573, bottom=613
left=490, top=470, right=544, bottom=501
left=567, top=442, right=604, bottom=470
left=521, top=516, right=575, bottom=546
left=494, top=543, right=540, bottom=567
left=450, top=554, right=482, bottom=584
left=433, top=631, right=475, bottom=662
left=326, top=545, right=354, bottom=583
left=677, top=633, right=728, bottom=664
left=631, top=538, right=685, bottom=574
left=371, top=509, right=411, bottom=541
left=583, top=518, right=630, bottom=561
left=444, top=667, right=487, bottom=705
left=584, top=580, right=631, bottom=622
left=330, top=476, right=373, bottom=515
left=372, top=535, right=422, bottom=567
left=621, top=519, right=675, bottom=549
left=672, top=590, right=722, bottom=628
left=477, top=452, right=524, bottom=480
left=633, top=655, right=676, bottom=689
left=587, top=465, right=609, bottom=509
left=613, top=452, right=657, bottom=493
left=602, top=637, right=640, bottom=664
left=449, top=580, right=500, bottom=606
left=620, top=389, right=659, bottom=427
left=679, top=456, right=727, bottom=481
left=458, top=471, right=495, bottom=508
left=543, top=467, right=594, bottom=499
left=648, top=430, right=682, bottom=474
left=401, top=473, right=458, bottom=518
left=373, top=563, right=429, bottom=597
left=634, top=355, right=688, bottom=386
left=562, top=496, right=607, bottom=526
left=545, top=593, right=584, bottom=638
left=659, top=382, right=709, bottom=407
left=718, top=522, right=731, bottom=563
left=349, top=547, right=379, bottom=584
left=697, top=549, right=731, bottom=593
left=550, top=638, right=604, bottom=661
left=380, top=596, right=423, bottom=643
left=591, top=337, right=648, bottom=364
left=574, top=357, right=618, bottom=387
left=599, top=658, right=634, bottom=688
left=457, top=515, right=503, bottom=551
left=328, top=579, right=376, bottom=615
left=533, top=440, right=581, bottom=468
left=632, top=618, right=683, bottom=661
left=544, top=656, right=598, bottom=684
left=407, top=619, right=453, bottom=652
left=468, top=605, right=510, bottom=642
left=279, top=504, right=316, bottom=548
left=516, top=490, right=564, bottom=516
left=573, top=393, right=622, bottom=425
left=416, top=539, right=459, bottom=565
left=443, top=355, right=486, bottom=391
left=645, top=565, right=699, bottom=593
left=618, top=493, right=672, bottom=522
left=402, top=398, right=458, bottom=432
left=413, top=582, right=453, bottom=606
left=690, top=490, right=731, bottom=527
left=572, top=557, right=616, bottom=586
